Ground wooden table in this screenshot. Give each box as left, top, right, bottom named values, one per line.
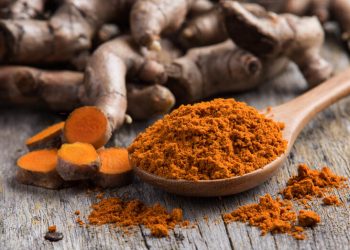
left=1, top=32, right=350, bottom=250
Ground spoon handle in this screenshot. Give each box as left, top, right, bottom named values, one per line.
left=274, top=68, right=350, bottom=141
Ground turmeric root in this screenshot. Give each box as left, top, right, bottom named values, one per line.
left=165, top=40, right=287, bottom=104
left=96, top=24, right=121, bottom=45
left=0, top=0, right=136, bottom=64
left=0, top=66, right=173, bottom=121
left=221, top=1, right=333, bottom=87
left=57, top=142, right=100, bottom=181
left=64, top=36, right=167, bottom=148
left=1, top=0, right=45, bottom=19
left=130, top=0, right=196, bottom=50
left=16, top=149, right=64, bottom=189
left=251, top=0, right=330, bottom=23
left=179, top=4, right=266, bottom=49
left=189, top=0, right=214, bottom=16
left=94, top=148, right=132, bottom=188
left=179, top=8, right=227, bottom=49
left=127, top=84, right=175, bottom=120
left=0, top=66, right=83, bottom=111
left=331, top=0, right=350, bottom=51
left=26, top=122, right=65, bottom=151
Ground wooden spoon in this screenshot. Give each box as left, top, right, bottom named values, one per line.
left=134, top=68, right=350, bottom=197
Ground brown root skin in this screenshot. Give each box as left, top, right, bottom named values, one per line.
left=1, top=0, right=45, bottom=19
left=221, top=1, right=333, bottom=87
left=331, top=0, right=350, bottom=51
left=309, top=0, right=330, bottom=23
left=94, top=148, right=133, bottom=188
left=0, top=65, right=173, bottom=121
left=57, top=143, right=100, bottom=181
left=165, top=41, right=268, bottom=104
left=130, top=0, right=195, bottom=50
left=0, top=8, right=92, bottom=64
left=127, top=84, right=175, bottom=120
left=0, top=0, right=136, bottom=64
left=70, top=51, right=91, bottom=72
left=26, top=122, right=65, bottom=151
left=16, top=149, right=64, bottom=189
left=95, top=24, right=121, bottom=46
left=16, top=168, right=64, bottom=189
left=179, top=8, right=227, bottom=49
left=0, top=66, right=83, bottom=111
left=141, top=38, right=184, bottom=65
left=189, top=0, right=214, bottom=16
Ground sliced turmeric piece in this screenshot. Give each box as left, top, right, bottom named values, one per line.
left=57, top=142, right=100, bottom=181
left=64, top=106, right=110, bottom=149
left=16, top=149, right=64, bottom=189
left=94, top=147, right=132, bottom=188
left=26, top=122, right=65, bottom=151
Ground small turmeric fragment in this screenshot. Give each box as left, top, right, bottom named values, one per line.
left=48, top=225, right=56, bottom=233
left=57, top=142, right=100, bottom=181
left=322, top=195, right=342, bottom=206
left=26, top=122, right=65, bottom=151
left=298, top=210, right=320, bottom=227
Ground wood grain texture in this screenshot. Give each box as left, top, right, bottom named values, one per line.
left=1, top=32, right=350, bottom=250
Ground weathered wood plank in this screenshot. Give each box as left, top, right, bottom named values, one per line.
left=0, top=32, right=350, bottom=250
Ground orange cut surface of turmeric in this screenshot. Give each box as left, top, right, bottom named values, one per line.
left=58, top=142, right=98, bottom=165
left=98, top=148, right=131, bottom=174
left=129, top=98, right=287, bottom=180
left=64, top=106, right=108, bottom=148
left=17, top=149, right=58, bottom=173
left=26, top=121, right=64, bottom=145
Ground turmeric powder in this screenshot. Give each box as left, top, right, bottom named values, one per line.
left=223, top=194, right=305, bottom=240
left=282, top=164, right=347, bottom=200
left=87, top=196, right=188, bottom=237
left=322, top=195, right=342, bottom=206
left=129, top=98, right=287, bottom=180
left=224, top=163, right=347, bottom=240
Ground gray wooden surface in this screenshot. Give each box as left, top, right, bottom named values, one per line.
left=1, top=32, right=350, bottom=250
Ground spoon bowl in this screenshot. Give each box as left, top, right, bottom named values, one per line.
left=133, top=68, right=350, bottom=196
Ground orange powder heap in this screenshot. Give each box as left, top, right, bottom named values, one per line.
left=223, top=194, right=305, bottom=240
left=129, top=98, right=287, bottom=180
left=282, top=164, right=347, bottom=200
left=88, top=197, right=188, bottom=237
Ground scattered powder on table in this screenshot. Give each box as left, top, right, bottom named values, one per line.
left=87, top=196, right=189, bottom=237
left=224, top=164, right=347, bottom=240
left=223, top=194, right=306, bottom=240
left=129, top=98, right=286, bottom=181
left=281, top=164, right=347, bottom=200
left=322, top=195, right=342, bottom=206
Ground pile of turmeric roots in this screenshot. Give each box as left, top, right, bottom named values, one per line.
left=1, top=0, right=349, bottom=188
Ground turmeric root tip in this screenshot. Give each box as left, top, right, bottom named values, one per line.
left=94, top=148, right=133, bottom=188
left=16, top=149, right=64, bottom=189
left=57, top=142, right=100, bottom=181
left=64, top=106, right=110, bottom=149
left=26, top=122, right=65, bottom=151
